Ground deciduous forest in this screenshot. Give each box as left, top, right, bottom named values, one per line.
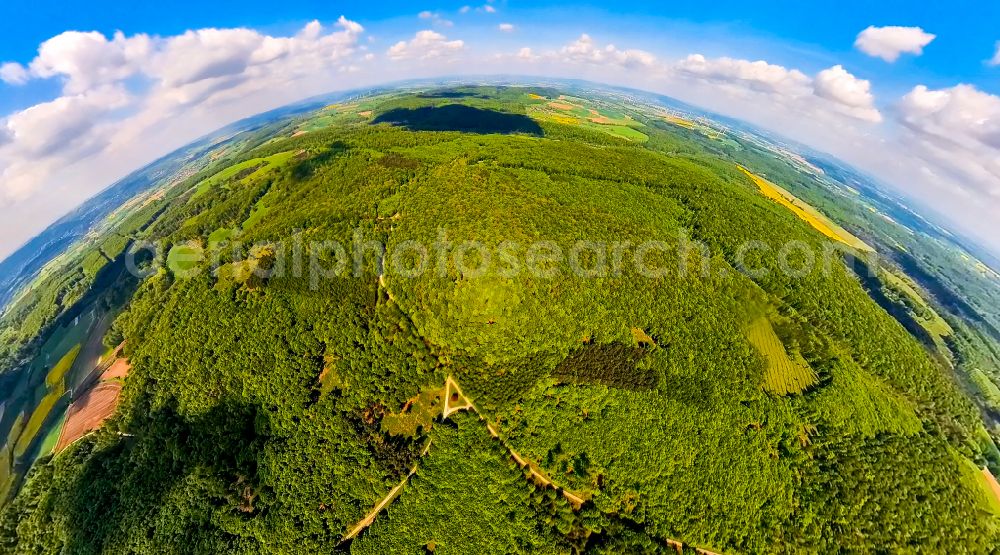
left=1, top=85, right=999, bottom=553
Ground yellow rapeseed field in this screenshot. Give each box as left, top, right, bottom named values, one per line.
left=738, top=166, right=873, bottom=252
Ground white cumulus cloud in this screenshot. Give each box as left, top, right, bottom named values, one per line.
left=674, top=54, right=810, bottom=93
left=0, top=62, right=29, bottom=85
left=0, top=16, right=369, bottom=254
left=1, top=85, right=131, bottom=202
left=418, top=11, right=453, bottom=28
left=4, top=85, right=130, bottom=158
left=152, top=28, right=277, bottom=88
left=813, top=65, right=881, bottom=122
left=855, top=26, right=936, bottom=62
left=896, top=84, right=1000, bottom=199
left=672, top=55, right=881, bottom=122
left=26, top=30, right=152, bottom=94
left=387, top=30, right=464, bottom=61
left=498, top=23, right=515, bottom=32
left=516, top=47, right=538, bottom=61
left=989, top=42, right=1000, bottom=66
left=559, top=34, right=656, bottom=68
left=462, top=4, right=496, bottom=14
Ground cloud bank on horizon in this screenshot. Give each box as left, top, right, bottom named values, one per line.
left=0, top=9, right=999, bottom=259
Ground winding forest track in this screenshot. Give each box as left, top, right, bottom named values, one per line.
left=340, top=439, right=432, bottom=543
left=443, top=380, right=719, bottom=553
left=339, top=375, right=722, bottom=552
left=440, top=375, right=588, bottom=508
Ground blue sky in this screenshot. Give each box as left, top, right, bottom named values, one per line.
left=3, top=1, right=998, bottom=100
left=0, top=1, right=999, bottom=258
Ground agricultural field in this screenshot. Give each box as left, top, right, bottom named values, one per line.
left=879, top=268, right=954, bottom=341
left=35, top=410, right=67, bottom=460
left=100, top=358, right=131, bottom=381
left=981, top=466, right=1000, bottom=513
left=26, top=308, right=96, bottom=383
left=189, top=150, right=297, bottom=201
left=0, top=443, right=13, bottom=500
left=0, top=296, right=124, bottom=502
left=738, top=165, right=873, bottom=252
left=663, top=114, right=697, bottom=129
left=662, top=113, right=739, bottom=146
left=527, top=94, right=649, bottom=142
left=54, top=381, right=123, bottom=453
left=67, top=310, right=115, bottom=392
left=746, top=316, right=818, bottom=395
left=0, top=307, right=91, bottom=466
left=13, top=385, right=65, bottom=458
left=44, top=345, right=79, bottom=389
left=0, top=414, right=25, bottom=486
left=292, top=103, right=382, bottom=134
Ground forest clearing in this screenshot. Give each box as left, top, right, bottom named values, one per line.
left=381, top=386, right=444, bottom=436
left=747, top=316, right=818, bottom=395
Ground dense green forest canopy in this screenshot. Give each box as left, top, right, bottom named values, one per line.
left=2, top=84, right=1000, bottom=553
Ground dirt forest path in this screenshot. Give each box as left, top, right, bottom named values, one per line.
left=340, top=375, right=589, bottom=544
left=442, top=378, right=720, bottom=553
left=341, top=440, right=432, bottom=543
left=339, top=374, right=724, bottom=554
left=442, top=375, right=588, bottom=508
left=444, top=378, right=720, bottom=554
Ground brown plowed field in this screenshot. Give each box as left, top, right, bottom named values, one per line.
left=100, top=358, right=131, bottom=380
left=55, top=381, right=122, bottom=452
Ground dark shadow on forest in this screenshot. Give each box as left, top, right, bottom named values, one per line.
left=291, top=141, right=350, bottom=180
left=49, top=400, right=266, bottom=553
left=891, top=249, right=1000, bottom=341
left=372, top=105, right=543, bottom=136
left=552, top=343, right=656, bottom=391
left=844, top=253, right=939, bottom=349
